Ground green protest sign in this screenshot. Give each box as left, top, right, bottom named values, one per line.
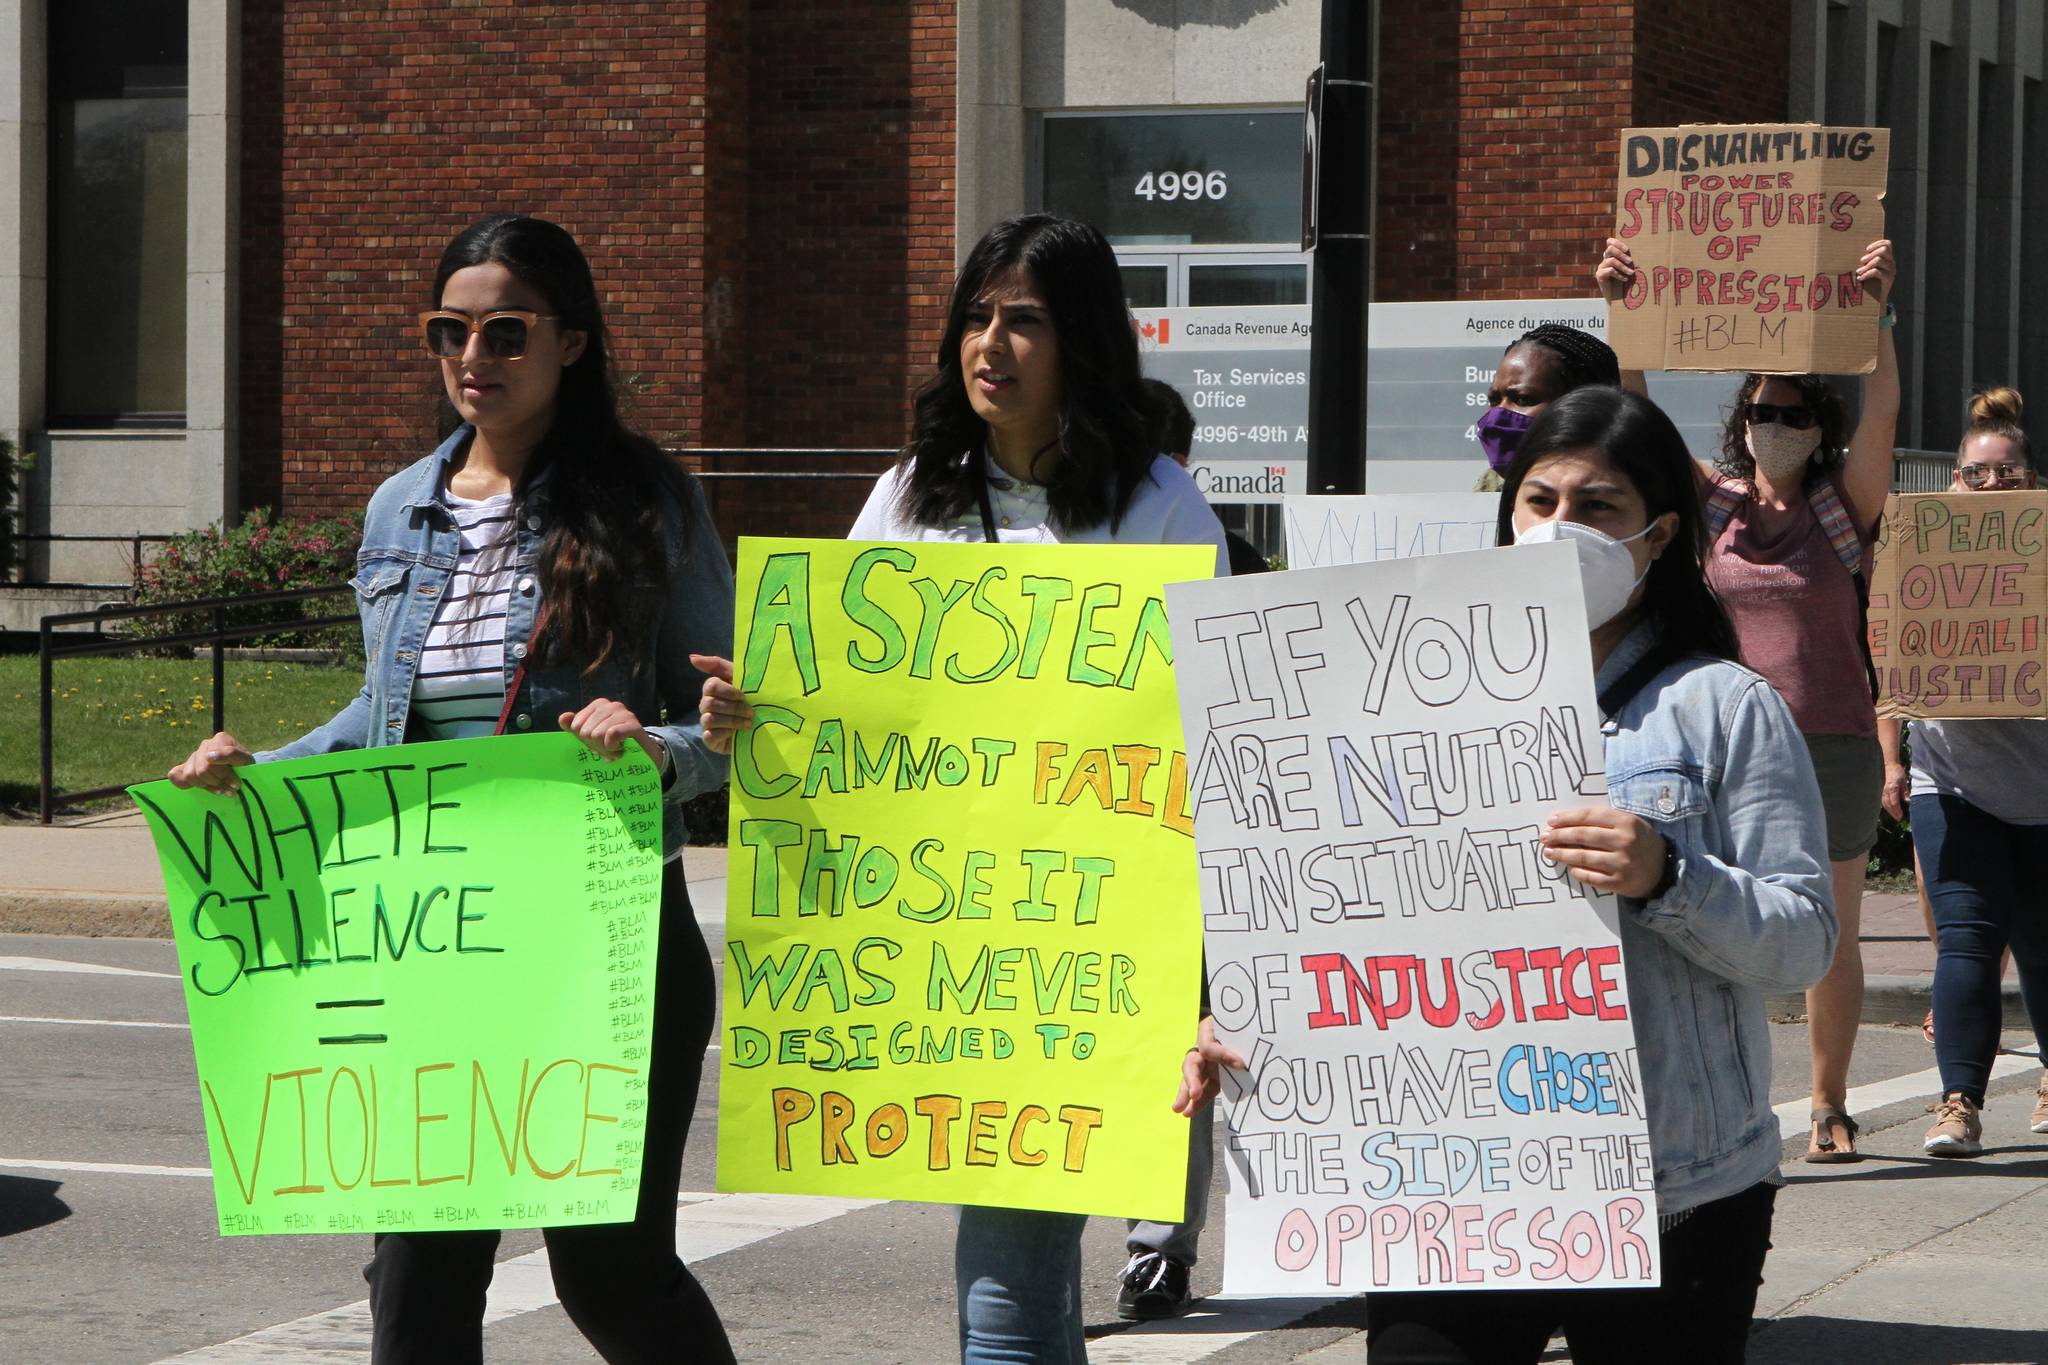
left=128, top=732, right=662, bottom=1236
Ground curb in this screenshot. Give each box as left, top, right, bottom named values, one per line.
left=0, top=892, right=168, bottom=938
left=1767, top=974, right=2030, bottom=1030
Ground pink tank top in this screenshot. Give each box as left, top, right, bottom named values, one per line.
left=1704, top=470, right=1876, bottom=738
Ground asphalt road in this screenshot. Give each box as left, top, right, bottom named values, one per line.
left=2, top=928, right=2042, bottom=1364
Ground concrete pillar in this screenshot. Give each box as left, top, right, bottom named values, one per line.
left=0, top=0, right=45, bottom=560
left=187, top=0, right=238, bottom=525
left=957, top=0, right=1026, bottom=262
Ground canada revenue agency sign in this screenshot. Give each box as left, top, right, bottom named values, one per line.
left=1136, top=306, right=1310, bottom=505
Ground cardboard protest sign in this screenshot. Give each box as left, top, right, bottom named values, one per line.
left=129, top=733, right=663, bottom=1236
left=1284, top=494, right=1500, bottom=569
left=1164, top=542, right=1657, bottom=1294
left=716, top=537, right=1209, bottom=1220
left=1868, top=490, right=2048, bottom=719
left=1609, top=124, right=1888, bottom=375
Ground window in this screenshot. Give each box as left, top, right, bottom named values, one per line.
left=1042, top=111, right=1311, bottom=307
left=47, top=1, right=188, bottom=426
left=1042, top=111, right=1306, bottom=246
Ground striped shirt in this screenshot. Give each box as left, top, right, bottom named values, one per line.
left=412, top=489, right=516, bottom=740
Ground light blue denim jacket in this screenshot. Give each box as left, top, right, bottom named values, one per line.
left=1598, top=621, right=1837, bottom=1215
left=257, top=426, right=733, bottom=857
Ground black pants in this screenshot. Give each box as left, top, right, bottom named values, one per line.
left=1366, top=1182, right=1776, bottom=1365
left=365, top=864, right=733, bottom=1364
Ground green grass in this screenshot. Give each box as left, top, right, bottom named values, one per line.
left=0, top=653, right=364, bottom=813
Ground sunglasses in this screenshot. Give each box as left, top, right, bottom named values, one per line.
left=1958, top=462, right=2030, bottom=487
left=418, top=310, right=560, bottom=360
left=1743, top=402, right=1818, bottom=430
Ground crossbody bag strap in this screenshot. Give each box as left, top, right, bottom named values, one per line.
left=1598, top=642, right=1680, bottom=722
left=975, top=466, right=999, bottom=543
left=492, top=601, right=550, bottom=736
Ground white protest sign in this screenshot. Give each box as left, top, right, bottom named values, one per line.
left=1163, top=541, right=1658, bottom=1295
left=1283, top=495, right=1501, bottom=569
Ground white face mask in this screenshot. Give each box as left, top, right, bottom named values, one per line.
left=1746, top=422, right=1822, bottom=484
left=1516, top=517, right=1659, bottom=629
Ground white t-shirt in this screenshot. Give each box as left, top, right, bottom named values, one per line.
left=411, top=488, right=516, bottom=740
left=1909, top=718, right=2048, bottom=826
left=848, top=452, right=1230, bottom=577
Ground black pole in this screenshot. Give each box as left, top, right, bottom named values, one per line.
left=212, top=604, right=227, bottom=737
left=1305, top=0, right=1371, bottom=494
left=38, top=619, right=54, bottom=824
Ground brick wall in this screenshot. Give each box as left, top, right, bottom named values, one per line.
left=1374, top=1, right=1791, bottom=302
left=240, top=1, right=956, bottom=531
left=1632, top=3, right=1791, bottom=131
left=1370, top=0, right=1460, bottom=300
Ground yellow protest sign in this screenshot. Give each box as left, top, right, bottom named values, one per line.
left=715, top=537, right=1210, bottom=1220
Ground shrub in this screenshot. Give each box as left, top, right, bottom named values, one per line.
left=131, top=507, right=364, bottom=658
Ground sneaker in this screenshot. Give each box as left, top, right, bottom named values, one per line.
left=1117, top=1250, right=1193, bottom=1320
left=2032, top=1073, right=2048, bottom=1135
left=1924, top=1093, right=1984, bottom=1157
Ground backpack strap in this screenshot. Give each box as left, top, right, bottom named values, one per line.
left=1806, top=477, right=1866, bottom=577
left=1702, top=480, right=1745, bottom=541
left=1802, top=477, right=1879, bottom=702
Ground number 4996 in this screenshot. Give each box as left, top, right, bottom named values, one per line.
left=1135, top=171, right=1228, bottom=202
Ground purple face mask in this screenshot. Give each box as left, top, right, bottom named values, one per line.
left=1476, top=404, right=1536, bottom=474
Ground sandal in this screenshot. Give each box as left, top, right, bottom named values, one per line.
left=1923, top=1008, right=1936, bottom=1045
left=1806, top=1106, right=1862, bottom=1163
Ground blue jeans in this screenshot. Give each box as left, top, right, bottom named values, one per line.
left=1912, top=792, right=2048, bottom=1105
left=1125, top=1104, right=1210, bottom=1264
left=955, top=1206, right=1087, bottom=1363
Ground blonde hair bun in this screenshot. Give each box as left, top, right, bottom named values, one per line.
left=1970, top=386, right=2024, bottom=427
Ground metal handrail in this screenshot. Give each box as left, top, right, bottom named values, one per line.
left=37, top=584, right=355, bottom=824
left=10, top=531, right=182, bottom=589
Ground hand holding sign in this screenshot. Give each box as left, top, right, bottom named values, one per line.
left=1541, top=807, right=1667, bottom=898
left=1173, top=1015, right=1249, bottom=1117
left=691, top=653, right=753, bottom=755
left=168, top=730, right=257, bottom=795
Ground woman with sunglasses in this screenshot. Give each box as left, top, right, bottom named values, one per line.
left=1875, top=389, right=2048, bottom=1155
left=696, top=212, right=1228, bottom=1364
left=168, top=214, right=737, bottom=1364
left=1599, top=235, right=1898, bottom=1162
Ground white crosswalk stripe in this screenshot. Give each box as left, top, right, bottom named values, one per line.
left=158, top=1192, right=882, bottom=1362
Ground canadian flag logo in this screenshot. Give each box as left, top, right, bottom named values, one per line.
left=1138, top=318, right=1171, bottom=345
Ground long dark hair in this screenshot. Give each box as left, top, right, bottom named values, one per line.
left=432, top=214, right=690, bottom=673
left=1715, top=372, right=1849, bottom=485
left=897, top=214, right=1156, bottom=533
left=1496, top=387, right=1740, bottom=664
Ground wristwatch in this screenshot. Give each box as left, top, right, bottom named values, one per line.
left=646, top=732, right=673, bottom=778
left=1878, top=302, right=1898, bottom=329
left=1646, top=834, right=1680, bottom=901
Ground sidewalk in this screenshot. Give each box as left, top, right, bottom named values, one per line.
left=1297, top=1076, right=2048, bottom=1364
left=0, top=813, right=2021, bottom=1023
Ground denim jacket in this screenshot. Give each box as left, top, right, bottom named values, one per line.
left=1598, top=621, right=1837, bottom=1215
left=257, top=426, right=733, bottom=857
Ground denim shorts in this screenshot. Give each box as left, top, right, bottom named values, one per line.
left=1802, top=731, right=1883, bottom=862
